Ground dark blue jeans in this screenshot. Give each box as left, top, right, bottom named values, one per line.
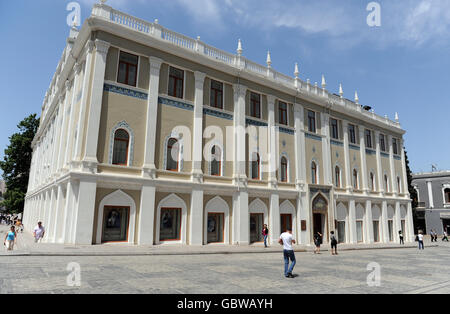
left=418, top=240, right=424, bottom=250
left=264, top=235, right=268, bottom=247
left=283, top=250, right=296, bottom=276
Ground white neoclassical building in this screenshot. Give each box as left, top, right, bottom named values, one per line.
left=23, top=3, right=414, bottom=246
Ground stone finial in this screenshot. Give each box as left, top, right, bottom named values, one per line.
left=154, top=19, right=159, bottom=25
left=294, top=63, right=299, bottom=78
left=266, top=51, right=272, bottom=68
left=100, top=0, right=107, bottom=4
left=237, top=39, right=243, bottom=56
left=395, top=112, right=399, bottom=122
left=339, top=83, right=344, bottom=98
left=355, top=91, right=359, bottom=104
left=321, top=75, right=326, bottom=89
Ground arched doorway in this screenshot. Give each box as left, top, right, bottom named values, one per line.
left=312, top=194, right=328, bottom=243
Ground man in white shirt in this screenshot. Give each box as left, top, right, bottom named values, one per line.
left=33, top=222, right=45, bottom=243
left=279, top=228, right=296, bottom=278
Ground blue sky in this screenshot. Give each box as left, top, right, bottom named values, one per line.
left=0, top=0, right=449, bottom=175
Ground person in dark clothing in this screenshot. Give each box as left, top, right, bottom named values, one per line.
left=314, top=232, right=322, bottom=254
left=399, top=230, right=404, bottom=245
left=262, top=224, right=269, bottom=248
left=330, top=231, right=338, bottom=255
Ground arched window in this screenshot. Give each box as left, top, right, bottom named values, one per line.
left=311, top=162, right=318, bottom=184
left=166, top=138, right=179, bottom=171
left=353, top=169, right=359, bottom=190
left=251, top=153, right=260, bottom=180
left=370, top=172, right=375, bottom=191
left=384, top=175, right=389, bottom=192
left=210, top=145, right=221, bottom=176
left=112, top=129, right=129, bottom=166
left=280, top=157, right=288, bottom=182
left=335, top=166, right=341, bottom=188
left=445, top=189, right=450, bottom=204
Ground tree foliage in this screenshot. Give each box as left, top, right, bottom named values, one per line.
left=0, top=114, right=39, bottom=214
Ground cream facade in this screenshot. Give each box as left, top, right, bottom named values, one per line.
left=23, top=3, right=414, bottom=246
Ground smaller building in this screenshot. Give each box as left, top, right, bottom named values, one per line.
left=412, top=171, right=450, bottom=235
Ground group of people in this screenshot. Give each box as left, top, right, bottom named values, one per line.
left=0, top=214, right=19, bottom=226
left=3, top=221, right=46, bottom=251
left=429, top=229, right=449, bottom=242
left=262, top=225, right=340, bottom=279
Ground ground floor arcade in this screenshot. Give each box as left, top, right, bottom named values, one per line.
left=23, top=176, right=415, bottom=246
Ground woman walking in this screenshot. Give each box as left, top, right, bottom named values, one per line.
left=262, top=224, right=269, bottom=248
left=314, top=232, right=322, bottom=254
left=4, top=226, right=17, bottom=251
left=399, top=230, right=404, bottom=245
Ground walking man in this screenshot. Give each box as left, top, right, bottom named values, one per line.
left=279, top=227, right=296, bottom=279
left=33, top=221, right=45, bottom=243
left=443, top=230, right=449, bottom=242
left=262, top=224, right=269, bottom=248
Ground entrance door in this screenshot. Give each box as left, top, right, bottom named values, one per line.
left=250, top=214, right=264, bottom=243
left=373, top=221, right=380, bottom=242
left=280, top=214, right=292, bottom=234
left=102, top=206, right=130, bottom=243
left=313, top=213, right=323, bottom=236
left=207, top=213, right=224, bottom=243
left=443, top=219, right=450, bottom=233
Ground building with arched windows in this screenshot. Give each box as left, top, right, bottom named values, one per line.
left=23, top=3, right=414, bottom=246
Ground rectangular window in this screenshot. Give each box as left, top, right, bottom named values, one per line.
left=278, top=101, right=288, bottom=125
left=250, top=92, right=261, bottom=119
left=102, top=206, right=130, bottom=243
left=168, top=66, right=184, bottom=99
left=117, top=51, right=138, bottom=87
left=380, top=134, right=386, bottom=152
left=160, top=208, right=181, bottom=241
left=250, top=213, right=264, bottom=243
left=330, top=118, right=339, bottom=139
left=388, top=220, right=394, bottom=242
left=365, top=129, right=372, bottom=148
left=348, top=124, right=356, bottom=144
left=392, top=138, right=399, bottom=155
left=210, top=80, right=223, bottom=109
left=308, top=110, right=316, bottom=133
left=337, top=221, right=346, bottom=243
left=373, top=221, right=380, bottom=242
left=207, top=213, right=224, bottom=243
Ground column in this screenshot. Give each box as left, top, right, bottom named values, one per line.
left=138, top=184, right=156, bottom=245
left=427, top=180, right=434, bottom=208
left=62, top=181, right=74, bottom=244
left=365, top=200, right=374, bottom=243
left=52, top=185, right=65, bottom=243
left=72, top=179, right=97, bottom=245
left=406, top=202, right=415, bottom=242
left=348, top=200, right=357, bottom=244
left=359, top=127, right=369, bottom=193
left=388, top=135, right=397, bottom=194
left=294, top=103, right=306, bottom=186
left=189, top=188, right=204, bottom=245
left=297, top=193, right=310, bottom=245
left=64, top=64, right=81, bottom=168
left=82, top=39, right=111, bottom=172
left=321, top=113, right=332, bottom=186
left=400, top=139, right=408, bottom=195
left=192, top=71, right=206, bottom=183
left=142, top=57, right=163, bottom=178
left=57, top=82, right=71, bottom=172
left=395, top=201, right=402, bottom=242
left=381, top=200, right=389, bottom=243
left=73, top=41, right=95, bottom=164
left=232, top=190, right=249, bottom=245
left=232, top=84, right=247, bottom=182
left=374, top=131, right=384, bottom=193
left=67, top=181, right=80, bottom=244
left=269, top=193, right=280, bottom=244
left=51, top=108, right=61, bottom=177
left=342, top=120, right=352, bottom=192
left=267, top=95, right=278, bottom=187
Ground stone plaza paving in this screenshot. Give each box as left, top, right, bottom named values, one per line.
left=1, top=225, right=450, bottom=294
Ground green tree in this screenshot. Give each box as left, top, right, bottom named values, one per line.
left=404, top=148, right=421, bottom=233
left=0, top=114, right=40, bottom=214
